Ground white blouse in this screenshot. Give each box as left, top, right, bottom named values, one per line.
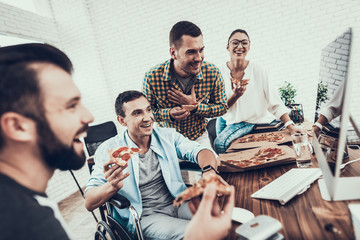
left=220, top=61, right=289, bottom=125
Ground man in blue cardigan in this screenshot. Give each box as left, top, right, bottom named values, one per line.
left=85, top=90, right=221, bottom=239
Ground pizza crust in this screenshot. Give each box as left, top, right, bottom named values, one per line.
left=181, top=103, right=198, bottom=112
left=173, top=172, right=231, bottom=206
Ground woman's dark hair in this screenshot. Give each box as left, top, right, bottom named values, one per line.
left=227, top=29, right=250, bottom=44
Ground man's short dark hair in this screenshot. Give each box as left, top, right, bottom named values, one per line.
left=169, top=21, right=202, bottom=49
left=115, top=90, right=146, bottom=117
left=0, top=43, right=73, bottom=149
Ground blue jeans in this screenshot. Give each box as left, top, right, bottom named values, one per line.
left=140, top=202, right=192, bottom=240
left=214, top=117, right=255, bottom=153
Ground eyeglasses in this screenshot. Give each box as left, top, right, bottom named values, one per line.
left=230, top=39, right=250, bottom=48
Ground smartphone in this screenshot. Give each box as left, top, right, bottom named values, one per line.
left=235, top=215, right=284, bottom=240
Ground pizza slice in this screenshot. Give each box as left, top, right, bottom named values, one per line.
left=254, top=148, right=285, bottom=161
left=173, top=172, right=232, bottom=206
left=238, top=133, right=285, bottom=143
left=181, top=103, right=198, bottom=112
left=230, top=78, right=250, bottom=86
left=238, top=134, right=256, bottom=143
left=223, top=147, right=286, bottom=168
left=108, top=146, right=141, bottom=166
left=268, top=133, right=286, bottom=142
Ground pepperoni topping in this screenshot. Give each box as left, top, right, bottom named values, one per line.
left=131, top=148, right=140, bottom=152
left=121, top=153, right=131, bottom=161
left=112, top=146, right=129, bottom=157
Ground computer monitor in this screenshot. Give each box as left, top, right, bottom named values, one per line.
left=312, top=27, right=360, bottom=201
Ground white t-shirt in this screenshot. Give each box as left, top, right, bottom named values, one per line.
left=220, top=61, right=289, bottom=125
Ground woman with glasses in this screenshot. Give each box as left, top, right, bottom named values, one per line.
left=214, top=29, right=301, bottom=153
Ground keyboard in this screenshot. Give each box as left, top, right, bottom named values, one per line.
left=251, top=168, right=322, bottom=205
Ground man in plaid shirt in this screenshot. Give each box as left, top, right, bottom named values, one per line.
left=142, top=21, right=227, bottom=150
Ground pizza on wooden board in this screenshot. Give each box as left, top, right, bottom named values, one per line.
left=108, top=146, right=141, bottom=166
left=173, top=172, right=232, bottom=206
left=238, top=132, right=286, bottom=143
left=224, top=147, right=286, bottom=168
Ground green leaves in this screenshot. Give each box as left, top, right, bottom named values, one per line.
left=279, top=81, right=297, bottom=106
left=316, top=81, right=329, bottom=110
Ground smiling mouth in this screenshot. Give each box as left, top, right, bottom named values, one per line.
left=140, top=123, right=152, bottom=128
left=191, top=62, right=201, bottom=69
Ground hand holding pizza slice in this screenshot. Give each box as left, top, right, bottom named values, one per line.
left=181, top=102, right=198, bottom=112
left=108, top=146, right=141, bottom=166
left=230, top=78, right=250, bottom=87
left=173, top=172, right=232, bottom=206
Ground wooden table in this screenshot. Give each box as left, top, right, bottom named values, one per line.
left=219, top=148, right=360, bottom=239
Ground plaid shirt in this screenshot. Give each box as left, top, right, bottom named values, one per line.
left=142, top=59, right=228, bottom=140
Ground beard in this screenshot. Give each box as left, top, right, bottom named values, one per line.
left=36, top=118, right=88, bottom=171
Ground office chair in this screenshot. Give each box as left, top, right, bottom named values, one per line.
left=206, top=118, right=218, bottom=152
left=84, top=121, right=143, bottom=240
left=84, top=121, right=118, bottom=157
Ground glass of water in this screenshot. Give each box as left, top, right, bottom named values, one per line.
left=291, top=133, right=312, bottom=168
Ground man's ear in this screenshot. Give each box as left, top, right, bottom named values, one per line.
left=0, top=112, right=35, bottom=142
left=117, top=115, right=126, bottom=127
left=170, top=46, right=176, bottom=60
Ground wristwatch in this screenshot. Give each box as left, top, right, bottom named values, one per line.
left=202, top=165, right=219, bottom=175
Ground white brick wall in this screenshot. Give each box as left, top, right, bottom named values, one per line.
left=1, top=0, right=360, bottom=202
left=79, top=0, right=360, bottom=124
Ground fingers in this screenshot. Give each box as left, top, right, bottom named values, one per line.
left=188, top=197, right=201, bottom=215
left=104, top=161, right=128, bottom=180
left=190, top=85, right=195, bottom=95
left=109, top=171, right=130, bottom=184
left=168, top=88, right=183, bottom=100
left=170, top=107, right=190, bottom=120
left=168, top=94, right=180, bottom=104
left=211, top=197, right=222, bottom=216
left=195, top=183, right=217, bottom=216
left=222, top=186, right=235, bottom=219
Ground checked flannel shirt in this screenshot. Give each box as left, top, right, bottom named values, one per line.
left=142, top=59, right=228, bottom=140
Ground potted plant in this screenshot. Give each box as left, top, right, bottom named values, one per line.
left=279, top=81, right=304, bottom=123
left=314, top=81, right=329, bottom=122
left=316, top=81, right=329, bottom=111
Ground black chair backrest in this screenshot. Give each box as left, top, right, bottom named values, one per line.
left=206, top=118, right=217, bottom=152
left=84, top=121, right=118, bottom=156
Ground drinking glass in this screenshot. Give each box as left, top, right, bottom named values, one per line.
left=291, top=133, right=312, bottom=168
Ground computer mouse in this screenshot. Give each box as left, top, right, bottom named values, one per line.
left=232, top=207, right=255, bottom=223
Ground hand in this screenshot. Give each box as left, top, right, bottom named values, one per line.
left=202, top=171, right=226, bottom=197
left=287, top=124, right=305, bottom=135
left=170, top=106, right=190, bottom=121
left=231, top=82, right=247, bottom=98
left=312, top=125, right=321, bottom=137
left=184, top=183, right=235, bottom=240
left=103, top=160, right=130, bottom=192
left=168, top=86, right=197, bottom=105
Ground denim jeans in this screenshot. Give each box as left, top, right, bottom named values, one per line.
left=140, top=202, right=192, bottom=240
left=214, top=117, right=255, bottom=153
